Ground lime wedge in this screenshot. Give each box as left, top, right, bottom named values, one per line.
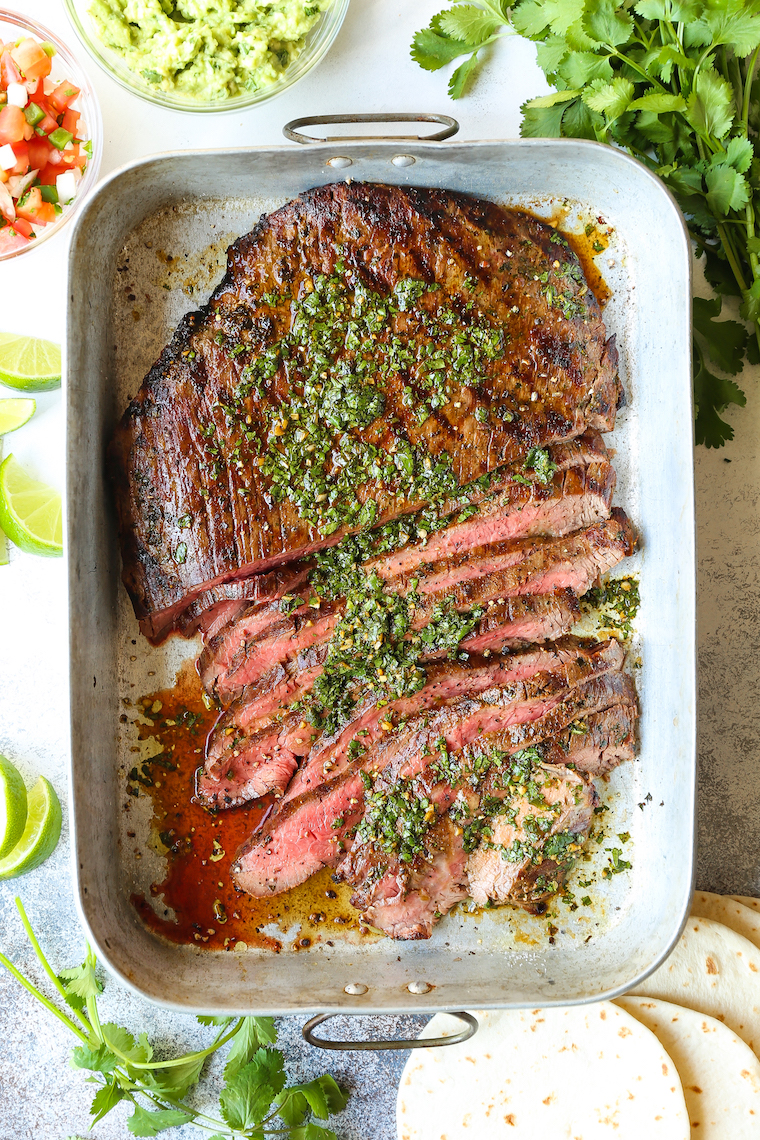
left=0, top=454, right=62, bottom=556
left=0, top=398, right=35, bottom=435
left=0, top=775, right=61, bottom=879
left=0, top=333, right=61, bottom=392
left=0, top=525, right=7, bottom=566
left=0, top=755, right=27, bottom=860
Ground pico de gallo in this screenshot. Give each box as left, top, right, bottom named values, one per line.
left=0, top=34, right=91, bottom=256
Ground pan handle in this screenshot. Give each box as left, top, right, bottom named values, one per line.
left=283, top=113, right=459, bottom=144
left=302, top=1011, right=477, bottom=1051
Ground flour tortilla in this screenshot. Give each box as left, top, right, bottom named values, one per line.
left=733, top=895, right=760, bottom=915
left=630, top=916, right=760, bottom=1054
left=616, top=995, right=760, bottom=1138
left=691, top=891, right=760, bottom=949
left=396, top=1004, right=689, bottom=1140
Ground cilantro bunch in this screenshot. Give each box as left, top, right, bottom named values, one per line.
left=412, top=0, right=760, bottom=446
left=0, top=898, right=348, bottom=1139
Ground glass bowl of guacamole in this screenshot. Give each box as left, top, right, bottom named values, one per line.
left=63, top=0, right=349, bottom=112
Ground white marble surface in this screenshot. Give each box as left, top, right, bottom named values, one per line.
left=0, top=0, right=758, bottom=1136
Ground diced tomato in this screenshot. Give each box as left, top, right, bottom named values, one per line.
left=49, top=81, right=80, bottom=114
left=36, top=164, right=58, bottom=186
left=22, top=120, right=33, bottom=142
left=27, top=77, right=45, bottom=101
left=10, top=38, right=53, bottom=81
left=35, top=201, right=56, bottom=225
left=11, top=216, right=33, bottom=238
left=61, top=109, right=80, bottom=136
left=0, top=50, right=22, bottom=87
left=38, top=113, right=59, bottom=136
left=9, top=141, right=29, bottom=175
left=17, top=185, right=55, bottom=223
left=0, top=105, right=25, bottom=145
left=0, top=225, right=30, bottom=254
left=28, top=136, right=53, bottom=169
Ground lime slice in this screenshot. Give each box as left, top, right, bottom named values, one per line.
left=0, top=525, right=7, bottom=566
left=0, top=775, right=61, bottom=879
left=0, top=454, right=62, bottom=556
left=0, top=398, right=35, bottom=435
left=0, top=755, right=27, bottom=860
left=0, top=333, right=61, bottom=392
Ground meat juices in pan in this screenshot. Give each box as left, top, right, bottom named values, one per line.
left=111, top=183, right=638, bottom=941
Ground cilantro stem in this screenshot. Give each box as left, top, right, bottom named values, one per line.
left=14, top=897, right=94, bottom=1036
left=742, top=43, right=760, bottom=132
left=109, top=1017, right=244, bottom=1071
left=0, top=947, right=91, bottom=1045
left=716, top=221, right=748, bottom=293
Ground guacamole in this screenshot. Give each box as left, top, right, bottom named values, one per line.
left=88, top=0, right=331, bottom=101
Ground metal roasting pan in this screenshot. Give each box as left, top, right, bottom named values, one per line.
left=67, top=117, right=695, bottom=1028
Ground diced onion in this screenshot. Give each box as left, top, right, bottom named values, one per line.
left=0, top=144, right=17, bottom=172
left=0, top=180, right=15, bottom=222
left=7, top=169, right=38, bottom=199
left=6, top=82, right=28, bottom=108
left=56, top=170, right=77, bottom=205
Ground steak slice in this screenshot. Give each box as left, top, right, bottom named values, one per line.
left=231, top=670, right=633, bottom=898
left=196, top=598, right=584, bottom=809
left=537, top=703, right=637, bottom=775
left=111, top=182, right=621, bottom=634
left=340, top=815, right=470, bottom=941
left=406, top=509, right=636, bottom=619
left=200, top=503, right=632, bottom=705
left=281, top=637, right=623, bottom=804
left=466, top=763, right=597, bottom=908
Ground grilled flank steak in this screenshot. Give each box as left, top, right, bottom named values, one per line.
left=111, top=183, right=638, bottom=940
left=110, top=183, right=621, bottom=640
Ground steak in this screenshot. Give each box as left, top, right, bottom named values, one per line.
left=110, top=182, right=621, bottom=636
left=197, top=625, right=609, bottom=808
left=466, top=763, right=597, bottom=907
left=537, top=703, right=637, bottom=774
left=199, top=502, right=631, bottom=706
left=231, top=669, right=633, bottom=898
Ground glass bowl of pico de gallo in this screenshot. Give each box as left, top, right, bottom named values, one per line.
left=0, top=9, right=102, bottom=260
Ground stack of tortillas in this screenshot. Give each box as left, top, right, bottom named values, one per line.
left=397, top=892, right=760, bottom=1139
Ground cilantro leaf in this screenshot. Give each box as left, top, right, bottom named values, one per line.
left=705, top=164, right=750, bottom=217
left=519, top=96, right=569, bottom=136
left=558, top=49, right=613, bottom=86
left=438, top=4, right=502, bottom=43
left=723, top=135, right=754, bottom=173
left=70, top=1043, right=118, bottom=1074
left=127, top=1106, right=193, bottom=1136
left=535, top=34, right=569, bottom=73
left=685, top=5, right=760, bottom=56
left=449, top=50, right=483, bottom=97
left=290, top=1125, right=340, bottom=1140
left=693, top=353, right=746, bottom=447
left=58, top=958, right=102, bottom=1012
left=583, top=0, right=633, bottom=46
left=411, top=27, right=478, bottom=70
left=89, top=1079, right=126, bottom=1124
left=686, top=68, right=735, bottom=139
left=634, top=0, right=700, bottom=19
left=197, top=1014, right=233, bottom=1026
left=141, top=1053, right=207, bottom=1100
left=582, top=76, right=634, bottom=120
left=693, top=295, right=748, bottom=375
left=224, top=1016, right=277, bottom=1079
left=101, top=1023, right=153, bottom=1064
left=741, top=279, right=760, bottom=325
left=220, top=1063, right=277, bottom=1130
left=628, top=90, right=686, bottom=113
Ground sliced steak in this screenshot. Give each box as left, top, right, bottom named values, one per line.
left=341, top=816, right=469, bottom=940
left=537, top=703, right=637, bottom=775
left=406, top=509, right=636, bottom=620
left=200, top=502, right=632, bottom=705
left=111, top=182, right=621, bottom=636
left=370, top=457, right=615, bottom=582
left=466, top=763, right=597, bottom=908
left=231, top=669, right=633, bottom=898
left=197, top=607, right=586, bottom=809
left=282, top=637, right=623, bottom=804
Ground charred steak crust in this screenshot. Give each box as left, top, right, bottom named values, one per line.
left=110, top=183, right=621, bottom=628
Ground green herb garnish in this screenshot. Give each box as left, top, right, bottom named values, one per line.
left=0, top=899, right=348, bottom=1138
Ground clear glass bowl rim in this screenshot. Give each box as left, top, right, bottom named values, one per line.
left=0, top=6, right=104, bottom=262
left=61, top=0, right=350, bottom=114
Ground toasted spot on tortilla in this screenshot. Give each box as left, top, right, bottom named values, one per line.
left=505, top=1115, right=515, bottom=1126
left=705, top=956, right=719, bottom=975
